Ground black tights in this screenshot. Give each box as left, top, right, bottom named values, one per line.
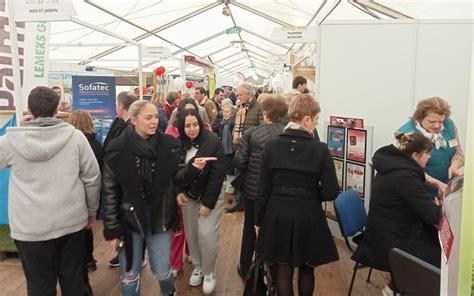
left=272, top=264, right=315, bottom=296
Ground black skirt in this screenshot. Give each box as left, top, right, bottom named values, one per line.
left=256, top=195, right=339, bottom=267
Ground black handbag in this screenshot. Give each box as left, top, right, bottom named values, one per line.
left=243, top=254, right=276, bottom=296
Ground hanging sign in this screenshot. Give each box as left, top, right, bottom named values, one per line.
left=266, top=54, right=290, bottom=65
left=142, top=46, right=171, bottom=58
left=13, top=0, right=77, bottom=22
left=225, top=26, right=241, bottom=34
left=271, top=26, right=318, bottom=44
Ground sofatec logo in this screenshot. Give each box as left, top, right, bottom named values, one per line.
left=78, top=82, right=110, bottom=95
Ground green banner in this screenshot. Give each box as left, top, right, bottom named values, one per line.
left=457, top=89, right=473, bottom=295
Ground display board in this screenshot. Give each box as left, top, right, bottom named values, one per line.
left=317, top=20, right=472, bottom=153
left=324, top=122, right=373, bottom=221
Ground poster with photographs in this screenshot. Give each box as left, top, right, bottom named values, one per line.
left=345, top=162, right=366, bottom=197
left=325, top=201, right=337, bottom=221
left=333, top=159, right=344, bottom=191
left=327, top=126, right=345, bottom=158
left=346, top=128, right=367, bottom=163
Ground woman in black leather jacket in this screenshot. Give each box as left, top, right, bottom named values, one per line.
left=101, top=100, right=206, bottom=296
left=174, top=108, right=226, bottom=295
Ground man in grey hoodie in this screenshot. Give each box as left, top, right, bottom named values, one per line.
left=0, top=86, right=101, bottom=296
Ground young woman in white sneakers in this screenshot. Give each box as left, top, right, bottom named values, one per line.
left=174, top=108, right=226, bottom=294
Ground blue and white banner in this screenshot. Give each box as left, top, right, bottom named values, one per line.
left=72, top=75, right=116, bottom=143
left=0, top=116, right=16, bottom=225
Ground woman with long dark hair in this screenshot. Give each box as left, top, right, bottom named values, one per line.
left=175, top=108, right=226, bottom=295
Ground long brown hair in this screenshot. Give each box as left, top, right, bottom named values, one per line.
left=67, top=109, right=96, bottom=137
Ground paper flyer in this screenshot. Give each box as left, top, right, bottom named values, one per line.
left=345, top=162, right=365, bottom=197
left=346, top=128, right=367, bottom=163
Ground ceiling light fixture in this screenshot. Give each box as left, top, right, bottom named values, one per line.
left=222, top=6, right=231, bottom=16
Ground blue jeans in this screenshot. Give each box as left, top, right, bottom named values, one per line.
left=119, top=229, right=175, bottom=295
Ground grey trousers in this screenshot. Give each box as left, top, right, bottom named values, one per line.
left=182, top=193, right=224, bottom=275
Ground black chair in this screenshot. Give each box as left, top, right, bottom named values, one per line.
left=334, top=189, right=373, bottom=296
left=388, top=248, right=440, bottom=296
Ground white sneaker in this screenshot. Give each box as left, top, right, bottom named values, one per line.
left=189, top=268, right=204, bottom=286
left=202, top=272, right=216, bottom=294
left=382, top=284, right=399, bottom=296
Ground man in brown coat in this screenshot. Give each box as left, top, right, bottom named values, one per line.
left=195, top=87, right=218, bottom=125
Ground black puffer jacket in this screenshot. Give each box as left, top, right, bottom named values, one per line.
left=175, top=131, right=226, bottom=209
left=234, top=123, right=284, bottom=200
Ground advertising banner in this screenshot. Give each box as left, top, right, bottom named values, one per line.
left=72, top=75, right=116, bottom=142
left=22, top=21, right=50, bottom=108
left=0, top=116, right=16, bottom=224
left=0, top=0, right=25, bottom=111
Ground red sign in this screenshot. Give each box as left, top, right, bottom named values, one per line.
left=330, top=116, right=364, bottom=129
left=437, top=211, right=454, bottom=262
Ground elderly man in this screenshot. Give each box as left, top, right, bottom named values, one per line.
left=0, top=86, right=101, bottom=296
left=226, top=83, right=263, bottom=213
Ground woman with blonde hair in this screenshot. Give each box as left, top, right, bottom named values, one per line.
left=255, top=94, right=339, bottom=295
left=67, top=109, right=104, bottom=295
left=102, top=100, right=212, bottom=295
left=151, top=92, right=169, bottom=132
left=399, top=96, right=464, bottom=198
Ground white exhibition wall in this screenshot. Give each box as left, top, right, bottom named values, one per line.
left=317, top=19, right=472, bottom=152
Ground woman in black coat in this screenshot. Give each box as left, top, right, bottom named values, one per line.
left=67, top=110, right=104, bottom=295
left=234, top=94, right=288, bottom=278
left=255, top=95, right=339, bottom=296
left=352, top=132, right=441, bottom=292
left=174, top=108, right=226, bottom=295
left=102, top=101, right=207, bottom=296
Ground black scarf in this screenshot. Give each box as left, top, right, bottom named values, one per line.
left=127, top=128, right=158, bottom=199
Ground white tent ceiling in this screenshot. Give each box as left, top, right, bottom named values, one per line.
left=48, top=0, right=473, bottom=78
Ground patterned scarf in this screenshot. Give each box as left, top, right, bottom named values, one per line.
left=415, top=121, right=447, bottom=149
left=233, top=103, right=248, bottom=144
left=222, top=120, right=233, bottom=154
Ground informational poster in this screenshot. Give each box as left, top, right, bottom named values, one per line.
left=72, top=75, right=116, bottom=142
left=333, top=159, right=344, bottom=190
left=346, top=129, right=367, bottom=163
left=345, top=162, right=366, bottom=197
left=438, top=210, right=455, bottom=263
left=327, top=126, right=345, bottom=158
left=330, top=116, right=364, bottom=129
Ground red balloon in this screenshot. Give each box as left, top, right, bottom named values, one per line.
left=154, top=66, right=166, bottom=76
left=185, top=81, right=193, bottom=89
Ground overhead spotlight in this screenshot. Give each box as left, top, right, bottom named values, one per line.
left=222, top=6, right=230, bottom=16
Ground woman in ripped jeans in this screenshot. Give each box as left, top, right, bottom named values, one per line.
left=102, top=100, right=208, bottom=295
